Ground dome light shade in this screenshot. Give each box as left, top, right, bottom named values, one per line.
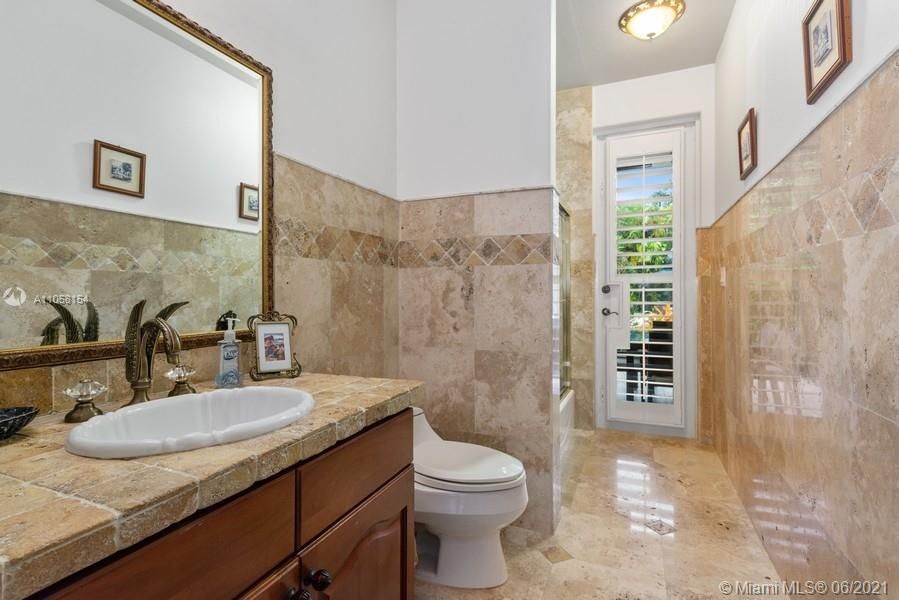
left=619, top=0, right=686, bottom=41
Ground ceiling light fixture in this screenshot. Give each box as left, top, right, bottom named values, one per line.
left=618, top=0, right=686, bottom=41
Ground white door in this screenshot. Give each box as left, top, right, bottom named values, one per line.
left=599, top=129, right=685, bottom=428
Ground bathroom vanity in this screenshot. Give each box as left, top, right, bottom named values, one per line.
left=50, top=412, right=413, bottom=599
left=0, top=375, right=421, bottom=600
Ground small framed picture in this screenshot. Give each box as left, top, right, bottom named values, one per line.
left=802, top=0, right=852, bottom=104
left=239, top=183, right=260, bottom=221
left=255, top=321, right=292, bottom=373
left=737, top=108, right=757, bottom=181
left=92, top=140, right=146, bottom=197
left=248, top=312, right=302, bottom=379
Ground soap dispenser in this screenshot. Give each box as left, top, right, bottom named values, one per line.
left=215, top=317, right=241, bottom=388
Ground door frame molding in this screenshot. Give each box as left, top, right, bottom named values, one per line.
left=592, top=118, right=700, bottom=439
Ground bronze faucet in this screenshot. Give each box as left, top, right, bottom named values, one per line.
left=123, top=300, right=191, bottom=406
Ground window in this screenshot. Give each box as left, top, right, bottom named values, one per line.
left=614, top=152, right=674, bottom=405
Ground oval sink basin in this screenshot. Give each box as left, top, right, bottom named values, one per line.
left=66, top=387, right=315, bottom=459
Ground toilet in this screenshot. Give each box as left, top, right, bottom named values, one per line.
left=412, top=407, right=528, bottom=589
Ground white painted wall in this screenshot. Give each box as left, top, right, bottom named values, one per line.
left=162, top=0, right=559, bottom=201
left=0, top=0, right=260, bottom=232
left=396, top=0, right=556, bottom=200
left=592, top=64, right=716, bottom=227
left=169, top=0, right=398, bottom=197
left=715, top=0, right=899, bottom=220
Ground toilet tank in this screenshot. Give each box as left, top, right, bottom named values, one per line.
left=412, top=407, right=441, bottom=447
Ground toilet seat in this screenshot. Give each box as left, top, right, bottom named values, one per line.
left=414, top=440, right=524, bottom=485
left=415, top=470, right=526, bottom=493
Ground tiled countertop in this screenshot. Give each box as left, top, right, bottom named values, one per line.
left=0, top=373, right=423, bottom=600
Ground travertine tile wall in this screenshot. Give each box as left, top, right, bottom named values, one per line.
left=556, top=87, right=595, bottom=429
left=0, top=194, right=260, bottom=348
left=397, top=189, right=561, bottom=535
left=698, top=53, right=898, bottom=588
left=273, top=155, right=399, bottom=378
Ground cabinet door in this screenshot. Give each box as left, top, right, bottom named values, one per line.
left=298, top=409, right=412, bottom=547
left=299, top=467, right=414, bottom=600
left=241, top=558, right=301, bottom=600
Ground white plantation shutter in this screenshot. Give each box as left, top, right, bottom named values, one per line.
left=614, top=153, right=675, bottom=405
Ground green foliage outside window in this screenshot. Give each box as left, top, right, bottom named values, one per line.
left=616, top=189, right=674, bottom=276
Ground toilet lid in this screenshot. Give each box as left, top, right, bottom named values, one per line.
left=414, top=440, right=524, bottom=485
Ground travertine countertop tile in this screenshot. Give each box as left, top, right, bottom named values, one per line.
left=134, top=445, right=258, bottom=510
left=0, top=437, right=62, bottom=467
left=29, top=458, right=146, bottom=496
left=72, top=467, right=196, bottom=514
left=0, top=475, right=60, bottom=520
left=0, top=372, right=423, bottom=600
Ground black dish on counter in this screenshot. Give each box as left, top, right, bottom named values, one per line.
left=0, top=407, right=39, bottom=440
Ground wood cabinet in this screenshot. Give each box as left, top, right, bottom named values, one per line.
left=298, top=409, right=412, bottom=546
left=300, top=468, right=414, bottom=600
left=41, top=410, right=414, bottom=600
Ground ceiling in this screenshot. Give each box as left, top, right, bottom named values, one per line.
left=557, top=0, right=736, bottom=89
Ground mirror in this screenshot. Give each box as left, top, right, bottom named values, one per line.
left=0, top=0, right=273, bottom=369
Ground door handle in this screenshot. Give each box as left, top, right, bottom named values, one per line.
left=601, top=308, right=619, bottom=316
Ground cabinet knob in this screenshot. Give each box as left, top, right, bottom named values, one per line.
left=286, top=587, right=311, bottom=600
left=305, top=569, right=333, bottom=591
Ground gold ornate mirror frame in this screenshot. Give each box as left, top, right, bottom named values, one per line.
left=0, top=0, right=273, bottom=371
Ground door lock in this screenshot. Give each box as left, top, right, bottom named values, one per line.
left=601, top=285, right=612, bottom=294
left=601, top=308, right=619, bottom=316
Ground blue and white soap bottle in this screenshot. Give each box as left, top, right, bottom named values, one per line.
left=215, top=317, right=241, bottom=388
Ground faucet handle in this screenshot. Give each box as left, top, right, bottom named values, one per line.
left=64, top=379, right=107, bottom=401
left=63, top=379, right=107, bottom=423
left=165, top=364, right=197, bottom=397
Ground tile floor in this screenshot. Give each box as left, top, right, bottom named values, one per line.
left=416, top=429, right=785, bottom=599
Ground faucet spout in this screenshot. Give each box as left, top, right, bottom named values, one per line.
left=124, top=316, right=184, bottom=407
left=150, top=317, right=182, bottom=364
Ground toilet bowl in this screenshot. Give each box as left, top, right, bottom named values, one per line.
left=412, top=407, right=528, bottom=589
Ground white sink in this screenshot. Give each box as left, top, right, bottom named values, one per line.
left=65, top=387, right=315, bottom=459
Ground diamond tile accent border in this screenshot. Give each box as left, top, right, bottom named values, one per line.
left=712, top=156, right=898, bottom=269
left=274, top=216, right=553, bottom=268
left=274, top=216, right=398, bottom=267
left=0, top=235, right=260, bottom=277
left=0, top=192, right=261, bottom=278
left=396, top=233, right=551, bottom=268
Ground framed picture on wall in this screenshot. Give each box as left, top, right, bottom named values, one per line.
left=239, top=182, right=260, bottom=221
left=92, top=140, right=146, bottom=197
left=802, top=0, right=852, bottom=104
left=737, top=108, right=757, bottom=181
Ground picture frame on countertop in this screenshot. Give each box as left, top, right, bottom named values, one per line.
left=247, top=311, right=302, bottom=380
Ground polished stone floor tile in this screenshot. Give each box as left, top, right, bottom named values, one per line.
left=415, top=429, right=781, bottom=599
